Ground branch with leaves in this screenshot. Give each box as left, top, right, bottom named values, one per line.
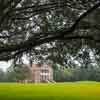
left=0, top=0, right=100, bottom=61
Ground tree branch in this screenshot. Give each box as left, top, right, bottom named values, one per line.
left=0, top=1, right=100, bottom=60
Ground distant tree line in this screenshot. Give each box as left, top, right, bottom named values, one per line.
left=53, top=64, right=100, bottom=82
left=0, top=64, right=31, bottom=82
left=0, top=63, right=100, bottom=82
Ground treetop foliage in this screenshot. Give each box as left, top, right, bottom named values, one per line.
left=0, top=0, right=100, bottom=64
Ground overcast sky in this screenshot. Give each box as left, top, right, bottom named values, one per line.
left=0, top=61, right=11, bottom=71
left=0, top=55, right=29, bottom=71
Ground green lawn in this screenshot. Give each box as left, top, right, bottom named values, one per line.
left=0, top=81, right=100, bottom=100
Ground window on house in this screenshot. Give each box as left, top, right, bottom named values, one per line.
left=41, top=69, right=49, bottom=73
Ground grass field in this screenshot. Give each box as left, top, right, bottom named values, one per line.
left=0, top=81, right=100, bottom=100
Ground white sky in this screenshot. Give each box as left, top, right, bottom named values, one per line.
left=0, top=55, right=29, bottom=72
left=0, top=61, right=11, bottom=71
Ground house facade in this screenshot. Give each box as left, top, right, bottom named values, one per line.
left=31, top=64, right=54, bottom=83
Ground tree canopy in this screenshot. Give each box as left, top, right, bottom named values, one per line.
left=0, top=0, right=100, bottom=64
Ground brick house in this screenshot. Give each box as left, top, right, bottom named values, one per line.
left=31, top=64, right=54, bottom=83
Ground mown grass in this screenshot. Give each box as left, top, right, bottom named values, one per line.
left=0, top=81, right=100, bottom=100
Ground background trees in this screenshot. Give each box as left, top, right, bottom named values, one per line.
left=0, top=69, right=5, bottom=82
left=5, top=64, right=31, bottom=82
